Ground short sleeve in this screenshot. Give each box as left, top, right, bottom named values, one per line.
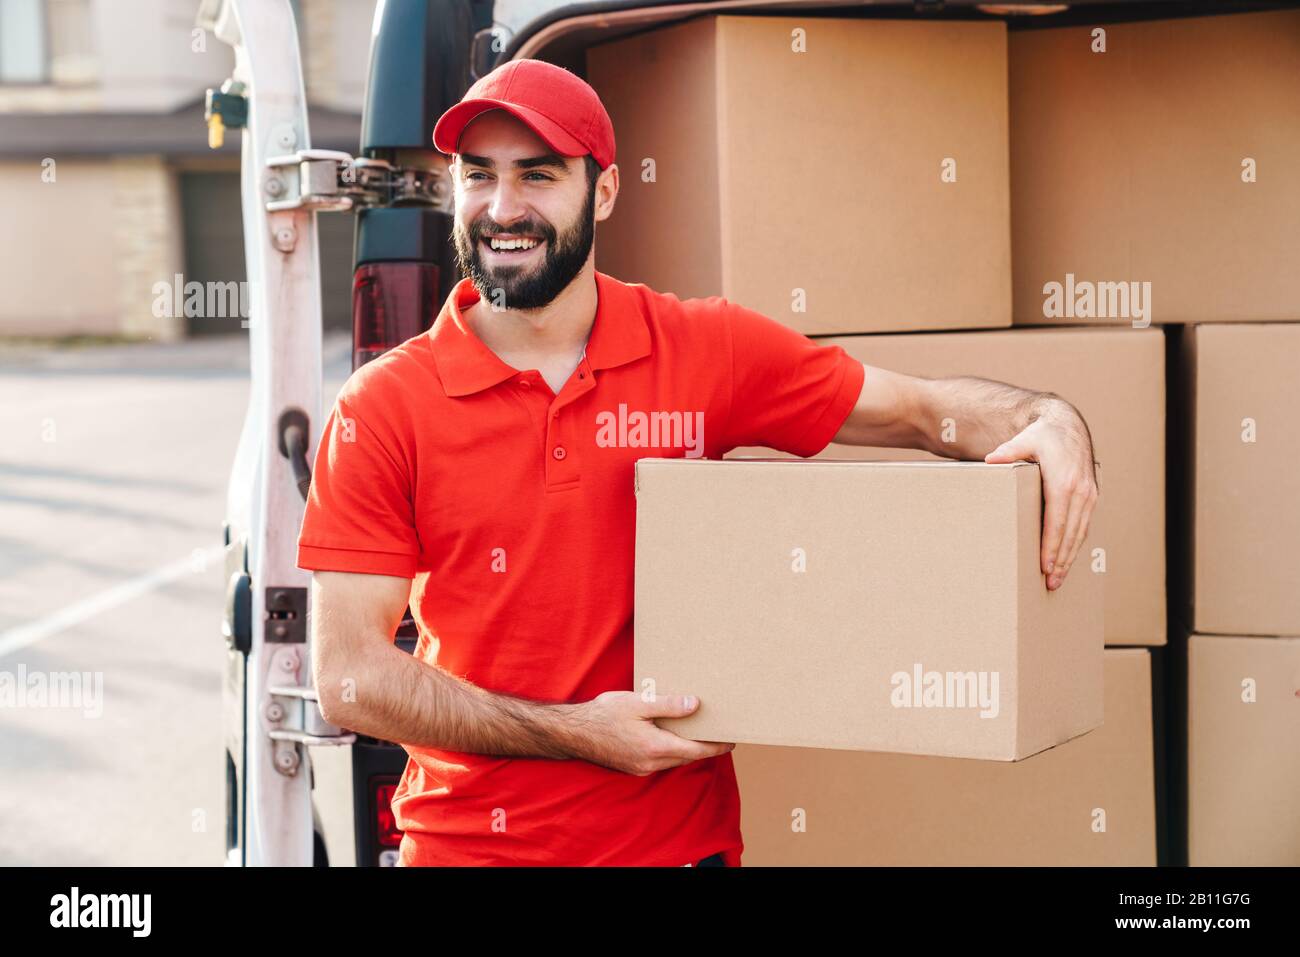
left=296, top=395, right=420, bottom=578
left=721, top=302, right=866, bottom=457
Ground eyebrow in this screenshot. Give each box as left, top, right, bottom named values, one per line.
left=459, top=152, right=571, bottom=174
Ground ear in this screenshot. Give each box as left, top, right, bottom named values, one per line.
left=595, top=163, right=619, bottom=223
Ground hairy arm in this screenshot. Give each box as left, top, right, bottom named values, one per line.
left=311, top=569, right=593, bottom=757
left=832, top=364, right=1099, bottom=589
left=310, top=570, right=731, bottom=774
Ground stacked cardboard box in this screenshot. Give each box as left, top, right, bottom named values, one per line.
left=1186, top=635, right=1300, bottom=866
left=728, top=328, right=1165, bottom=647
left=1177, top=325, right=1300, bottom=636
left=1008, top=9, right=1300, bottom=326
left=587, top=15, right=1011, bottom=334
left=1174, top=325, right=1300, bottom=865
left=733, top=649, right=1155, bottom=866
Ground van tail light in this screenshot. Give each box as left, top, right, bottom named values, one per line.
left=351, top=262, right=439, bottom=371
left=374, top=778, right=403, bottom=850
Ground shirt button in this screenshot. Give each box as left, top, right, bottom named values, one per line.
left=552, top=446, right=567, bottom=461
left=520, top=378, right=531, bottom=389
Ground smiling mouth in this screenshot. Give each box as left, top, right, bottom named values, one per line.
left=480, top=235, right=545, bottom=257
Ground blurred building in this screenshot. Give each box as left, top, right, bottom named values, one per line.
left=0, top=0, right=375, bottom=339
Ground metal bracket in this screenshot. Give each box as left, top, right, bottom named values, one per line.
left=265, top=148, right=356, bottom=212
left=265, top=646, right=356, bottom=778
left=264, top=149, right=448, bottom=215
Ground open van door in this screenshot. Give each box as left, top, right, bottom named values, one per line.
left=199, top=0, right=348, bottom=867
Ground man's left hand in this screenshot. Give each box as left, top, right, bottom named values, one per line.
left=983, top=399, right=1099, bottom=591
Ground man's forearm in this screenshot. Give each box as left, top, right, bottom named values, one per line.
left=912, top=375, right=1063, bottom=460
left=318, top=639, right=595, bottom=759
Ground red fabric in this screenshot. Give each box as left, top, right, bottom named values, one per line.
left=432, top=59, right=617, bottom=169
left=297, top=270, right=865, bottom=866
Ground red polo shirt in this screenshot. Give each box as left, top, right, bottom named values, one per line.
left=296, top=269, right=864, bottom=866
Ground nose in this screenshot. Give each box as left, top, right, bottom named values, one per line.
left=486, top=178, right=530, bottom=230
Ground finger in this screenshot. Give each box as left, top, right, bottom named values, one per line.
left=638, top=692, right=700, bottom=719
left=1049, top=486, right=1088, bottom=589
left=984, top=437, right=1036, bottom=464
left=677, top=738, right=735, bottom=760
left=1040, top=480, right=1070, bottom=577
left=651, top=730, right=735, bottom=766
left=1057, top=486, right=1097, bottom=588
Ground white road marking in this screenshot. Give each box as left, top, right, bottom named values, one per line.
left=0, top=543, right=226, bottom=659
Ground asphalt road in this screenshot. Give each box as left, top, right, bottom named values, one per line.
left=0, top=332, right=350, bottom=866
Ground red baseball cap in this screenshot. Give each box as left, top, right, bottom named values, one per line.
left=432, top=59, right=616, bottom=170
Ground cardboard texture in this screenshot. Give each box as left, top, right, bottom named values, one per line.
left=633, top=458, right=1103, bottom=760
left=1180, top=324, right=1300, bottom=636
left=733, top=648, right=1155, bottom=866
left=587, top=15, right=1012, bottom=335
left=728, top=326, right=1163, bottom=646
left=1009, top=9, right=1300, bottom=325
left=1188, top=634, right=1300, bottom=866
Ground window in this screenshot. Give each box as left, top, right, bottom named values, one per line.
left=0, top=0, right=96, bottom=86
left=0, top=0, right=49, bottom=84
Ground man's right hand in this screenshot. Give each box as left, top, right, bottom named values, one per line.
left=568, top=690, right=735, bottom=776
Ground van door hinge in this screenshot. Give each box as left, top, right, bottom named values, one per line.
left=265, top=646, right=356, bottom=778
left=263, top=150, right=447, bottom=214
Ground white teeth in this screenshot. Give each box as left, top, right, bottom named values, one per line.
left=488, top=236, right=540, bottom=251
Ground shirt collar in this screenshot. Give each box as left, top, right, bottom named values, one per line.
left=428, top=270, right=652, bottom=397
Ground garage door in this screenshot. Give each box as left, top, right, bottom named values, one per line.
left=179, top=171, right=354, bottom=336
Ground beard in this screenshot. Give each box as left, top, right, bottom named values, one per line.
left=452, top=183, right=596, bottom=311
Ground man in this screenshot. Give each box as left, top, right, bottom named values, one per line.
left=297, top=60, right=1098, bottom=867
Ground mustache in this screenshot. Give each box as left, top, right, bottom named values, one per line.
left=471, top=220, right=555, bottom=241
